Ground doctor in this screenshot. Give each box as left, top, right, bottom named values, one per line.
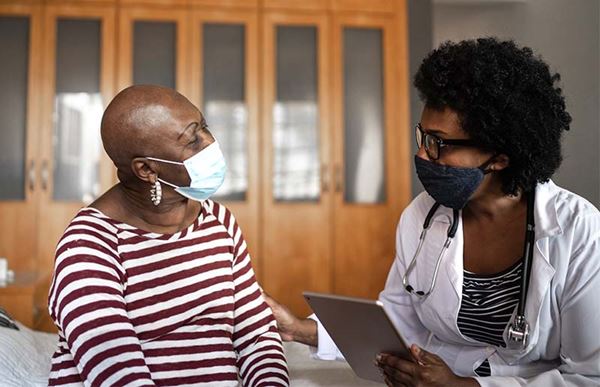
left=265, top=37, right=600, bottom=386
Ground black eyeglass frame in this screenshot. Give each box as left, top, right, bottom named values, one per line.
left=415, top=123, right=481, bottom=160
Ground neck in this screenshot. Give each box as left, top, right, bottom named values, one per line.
left=464, top=178, right=525, bottom=222
left=117, top=182, right=197, bottom=232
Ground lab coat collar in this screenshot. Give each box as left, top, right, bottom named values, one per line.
left=532, top=180, right=563, bottom=241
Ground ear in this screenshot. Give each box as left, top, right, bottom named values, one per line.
left=131, top=157, right=157, bottom=183
left=489, top=153, right=510, bottom=172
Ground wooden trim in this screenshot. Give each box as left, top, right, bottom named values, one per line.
left=118, top=0, right=188, bottom=7
left=261, top=0, right=395, bottom=13
left=261, top=0, right=331, bottom=11
left=189, top=0, right=258, bottom=8
left=0, top=0, right=43, bottom=6
left=0, top=3, right=41, bottom=14
left=26, top=5, right=43, bottom=208
left=394, top=0, right=411, bottom=211
left=332, top=0, right=395, bottom=13
left=44, top=0, right=117, bottom=4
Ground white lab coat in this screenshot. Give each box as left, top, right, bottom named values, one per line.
left=310, top=181, right=600, bottom=386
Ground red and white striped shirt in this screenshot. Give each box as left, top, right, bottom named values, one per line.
left=48, top=200, right=289, bottom=387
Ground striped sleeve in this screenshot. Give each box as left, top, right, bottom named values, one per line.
left=213, top=203, right=289, bottom=387
left=48, top=213, right=156, bottom=387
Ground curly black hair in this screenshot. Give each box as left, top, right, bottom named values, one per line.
left=414, top=37, right=572, bottom=195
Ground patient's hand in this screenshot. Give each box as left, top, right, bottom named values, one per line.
left=263, top=292, right=318, bottom=346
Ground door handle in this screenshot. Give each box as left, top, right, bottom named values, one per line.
left=321, top=164, right=329, bottom=192
left=27, top=160, right=35, bottom=191
left=335, top=165, right=343, bottom=193
left=41, top=160, right=49, bottom=191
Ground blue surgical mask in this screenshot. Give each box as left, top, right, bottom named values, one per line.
left=147, top=141, right=227, bottom=202
left=414, top=155, right=492, bottom=210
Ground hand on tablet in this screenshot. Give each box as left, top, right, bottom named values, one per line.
left=262, top=292, right=318, bottom=346
left=376, top=344, right=480, bottom=387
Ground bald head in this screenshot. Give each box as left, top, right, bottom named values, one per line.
left=101, top=85, right=201, bottom=174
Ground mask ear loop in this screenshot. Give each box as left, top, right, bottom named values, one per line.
left=479, top=152, right=500, bottom=175
left=144, top=157, right=186, bottom=191
left=145, top=156, right=185, bottom=166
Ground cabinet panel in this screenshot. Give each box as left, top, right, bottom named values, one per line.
left=190, top=9, right=260, bottom=278
left=39, top=5, right=116, bottom=276
left=261, top=13, right=333, bottom=316
left=332, top=14, right=410, bottom=299
left=0, top=5, right=42, bottom=273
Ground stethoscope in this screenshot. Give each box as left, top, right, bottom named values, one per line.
left=402, top=193, right=536, bottom=349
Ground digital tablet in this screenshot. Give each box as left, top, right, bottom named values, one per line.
left=303, top=291, right=412, bottom=383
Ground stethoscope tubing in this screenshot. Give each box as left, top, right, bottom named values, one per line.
left=402, top=192, right=536, bottom=348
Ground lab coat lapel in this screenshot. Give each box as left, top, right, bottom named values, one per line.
left=499, top=241, right=556, bottom=363
left=416, top=206, right=463, bottom=337
left=499, top=181, right=560, bottom=362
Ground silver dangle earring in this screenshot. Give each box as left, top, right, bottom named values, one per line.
left=150, top=180, right=162, bottom=206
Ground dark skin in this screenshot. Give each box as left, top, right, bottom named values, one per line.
left=92, top=85, right=215, bottom=234
left=265, top=106, right=528, bottom=387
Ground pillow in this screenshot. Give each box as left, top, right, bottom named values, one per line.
left=0, top=308, right=19, bottom=330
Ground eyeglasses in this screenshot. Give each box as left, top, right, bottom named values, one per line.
left=415, top=123, right=480, bottom=160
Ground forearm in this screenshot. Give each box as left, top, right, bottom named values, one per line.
left=291, top=318, right=318, bottom=347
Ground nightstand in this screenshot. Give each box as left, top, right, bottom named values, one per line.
left=0, top=272, right=42, bottom=328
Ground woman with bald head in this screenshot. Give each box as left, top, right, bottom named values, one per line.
left=47, top=85, right=289, bottom=387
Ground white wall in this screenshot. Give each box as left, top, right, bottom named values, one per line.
left=408, top=0, right=433, bottom=198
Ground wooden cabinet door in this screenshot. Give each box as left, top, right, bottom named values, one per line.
left=189, top=8, right=261, bottom=278
left=38, top=5, right=116, bottom=275
left=0, top=4, right=43, bottom=273
left=261, top=12, right=334, bottom=316
left=331, top=13, right=411, bottom=299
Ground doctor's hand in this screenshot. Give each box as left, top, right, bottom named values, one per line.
left=262, top=292, right=318, bottom=346
left=376, top=344, right=480, bottom=387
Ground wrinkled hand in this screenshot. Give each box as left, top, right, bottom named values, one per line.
left=262, top=292, right=300, bottom=342
left=376, top=344, right=479, bottom=387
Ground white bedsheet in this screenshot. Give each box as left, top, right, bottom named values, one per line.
left=0, top=323, right=57, bottom=387
left=284, top=341, right=383, bottom=386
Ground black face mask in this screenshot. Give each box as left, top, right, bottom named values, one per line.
left=414, top=155, right=494, bottom=210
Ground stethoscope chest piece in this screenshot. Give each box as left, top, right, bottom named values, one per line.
left=507, top=314, right=530, bottom=349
